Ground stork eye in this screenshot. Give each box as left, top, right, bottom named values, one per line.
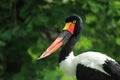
left=73, top=20, right=76, bottom=23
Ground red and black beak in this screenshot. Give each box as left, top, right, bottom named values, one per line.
left=38, top=22, right=75, bottom=59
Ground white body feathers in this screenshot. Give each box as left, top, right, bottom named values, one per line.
left=59, top=51, right=115, bottom=76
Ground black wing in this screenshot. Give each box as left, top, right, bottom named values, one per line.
left=76, top=64, right=113, bottom=80
left=103, top=60, right=120, bottom=80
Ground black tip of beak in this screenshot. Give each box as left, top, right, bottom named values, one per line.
left=58, top=31, right=72, bottom=44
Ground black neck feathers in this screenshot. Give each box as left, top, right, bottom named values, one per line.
left=59, top=32, right=81, bottom=63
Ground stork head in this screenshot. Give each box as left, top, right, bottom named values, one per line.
left=38, top=15, right=83, bottom=59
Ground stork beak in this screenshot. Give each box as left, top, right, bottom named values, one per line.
left=38, top=22, right=75, bottom=59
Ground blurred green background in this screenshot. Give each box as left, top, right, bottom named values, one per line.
left=0, top=0, right=120, bottom=80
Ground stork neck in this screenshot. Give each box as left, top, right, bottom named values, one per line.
left=59, top=33, right=81, bottom=63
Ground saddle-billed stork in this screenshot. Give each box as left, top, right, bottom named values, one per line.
left=38, top=15, right=120, bottom=80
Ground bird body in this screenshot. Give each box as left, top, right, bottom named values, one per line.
left=59, top=51, right=118, bottom=80
left=60, top=51, right=113, bottom=76
left=39, top=15, right=120, bottom=80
